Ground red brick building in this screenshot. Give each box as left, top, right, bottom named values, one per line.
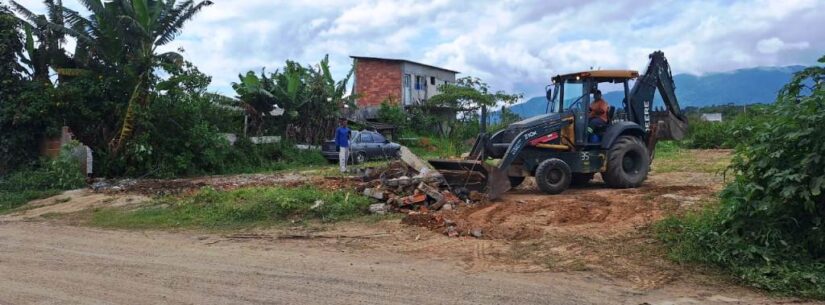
left=350, top=56, right=458, bottom=119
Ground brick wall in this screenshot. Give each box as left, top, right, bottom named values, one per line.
left=354, top=59, right=402, bottom=108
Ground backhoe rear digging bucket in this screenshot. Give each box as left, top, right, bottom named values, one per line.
left=428, top=159, right=511, bottom=200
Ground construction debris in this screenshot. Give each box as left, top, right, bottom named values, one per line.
left=356, top=157, right=481, bottom=216
left=352, top=149, right=490, bottom=239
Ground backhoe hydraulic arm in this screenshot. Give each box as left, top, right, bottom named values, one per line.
left=625, top=51, right=688, bottom=141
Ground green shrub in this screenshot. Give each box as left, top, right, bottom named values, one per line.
left=682, top=120, right=732, bottom=148
left=657, top=59, right=825, bottom=298
left=377, top=102, right=408, bottom=130
left=681, top=105, right=771, bottom=149
left=0, top=143, right=86, bottom=211
left=91, top=186, right=371, bottom=229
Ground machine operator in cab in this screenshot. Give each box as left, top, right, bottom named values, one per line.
left=589, top=89, right=609, bottom=130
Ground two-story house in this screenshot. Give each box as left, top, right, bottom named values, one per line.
left=350, top=56, right=459, bottom=120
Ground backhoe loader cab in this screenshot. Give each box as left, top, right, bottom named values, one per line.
left=546, top=70, right=640, bottom=147
left=428, top=51, right=689, bottom=199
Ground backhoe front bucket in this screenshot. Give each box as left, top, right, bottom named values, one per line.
left=428, top=159, right=511, bottom=200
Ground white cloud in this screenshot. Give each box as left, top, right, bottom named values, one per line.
left=757, top=37, right=810, bottom=54
left=9, top=0, right=825, bottom=98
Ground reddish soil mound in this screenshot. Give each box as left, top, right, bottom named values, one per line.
left=420, top=174, right=718, bottom=240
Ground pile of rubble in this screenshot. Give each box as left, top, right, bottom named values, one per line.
left=356, top=148, right=486, bottom=215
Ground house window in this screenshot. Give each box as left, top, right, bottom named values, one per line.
left=415, top=76, right=422, bottom=90
left=430, top=77, right=436, bottom=85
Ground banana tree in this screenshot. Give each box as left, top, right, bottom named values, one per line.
left=231, top=71, right=278, bottom=136
left=10, top=0, right=73, bottom=82
left=36, top=0, right=213, bottom=153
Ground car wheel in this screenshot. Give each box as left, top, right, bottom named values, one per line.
left=355, top=152, right=367, bottom=164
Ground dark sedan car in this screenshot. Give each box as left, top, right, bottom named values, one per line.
left=322, top=130, right=402, bottom=164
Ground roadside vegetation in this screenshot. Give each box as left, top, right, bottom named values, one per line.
left=656, top=58, right=825, bottom=299
left=0, top=1, right=345, bottom=181
left=91, top=186, right=371, bottom=229
left=0, top=143, right=85, bottom=212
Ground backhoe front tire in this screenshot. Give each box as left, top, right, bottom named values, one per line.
left=535, top=158, right=571, bottom=194
left=602, top=135, right=649, bottom=188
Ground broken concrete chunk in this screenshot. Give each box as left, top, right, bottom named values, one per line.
left=368, top=203, right=388, bottom=215
left=417, top=182, right=443, bottom=202
left=471, top=228, right=483, bottom=238
left=399, top=146, right=434, bottom=175
left=363, top=188, right=385, bottom=200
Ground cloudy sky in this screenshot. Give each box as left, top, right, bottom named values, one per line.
left=13, top=0, right=825, bottom=98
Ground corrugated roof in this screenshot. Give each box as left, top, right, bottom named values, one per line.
left=350, top=56, right=460, bottom=73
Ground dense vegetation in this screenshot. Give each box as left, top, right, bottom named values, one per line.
left=0, top=142, right=86, bottom=212
left=657, top=56, right=825, bottom=298
left=231, top=55, right=354, bottom=143
left=0, top=1, right=344, bottom=179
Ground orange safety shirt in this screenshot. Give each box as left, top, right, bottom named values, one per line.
left=589, top=99, right=609, bottom=122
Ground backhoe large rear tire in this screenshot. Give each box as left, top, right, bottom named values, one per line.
left=602, top=135, right=649, bottom=188
left=535, top=158, right=571, bottom=194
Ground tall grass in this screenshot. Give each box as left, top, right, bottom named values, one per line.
left=91, top=186, right=371, bottom=229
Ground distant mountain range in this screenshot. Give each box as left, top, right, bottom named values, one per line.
left=491, top=65, right=804, bottom=121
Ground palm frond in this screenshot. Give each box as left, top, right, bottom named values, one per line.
left=76, top=0, right=106, bottom=17
left=153, top=0, right=189, bottom=38
left=42, top=21, right=95, bottom=45
left=154, top=0, right=211, bottom=46
left=116, top=15, right=150, bottom=38
left=9, top=1, right=41, bottom=25
left=62, top=8, right=94, bottom=33
left=156, top=51, right=183, bottom=67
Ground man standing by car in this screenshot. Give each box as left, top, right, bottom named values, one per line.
left=335, top=118, right=351, bottom=173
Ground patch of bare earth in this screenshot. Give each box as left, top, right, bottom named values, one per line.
left=382, top=150, right=733, bottom=290
left=0, top=189, right=149, bottom=221
left=94, top=172, right=359, bottom=196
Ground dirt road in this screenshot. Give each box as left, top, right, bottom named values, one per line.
left=0, top=221, right=808, bottom=305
